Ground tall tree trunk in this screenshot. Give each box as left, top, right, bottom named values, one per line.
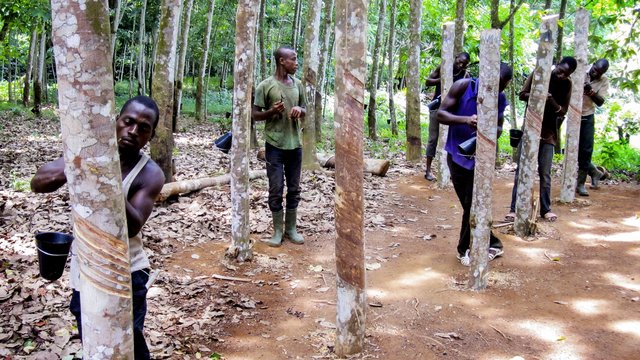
left=544, top=0, right=552, bottom=10
left=110, top=0, right=127, bottom=60
left=436, top=22, right=455, bottom=187
left=315, top=0, right=335, bottom=143
left=8, top=34, right=14, bottom=103
left=469, top=29, right=500, bottom=290
left=334, top=0, right=366, bottom=355
left=173, top=0, right=194, bottom=130
left=405, top=0, right=422, bottom=161
left=33, top=28, right=47, bottom=115
left=196, top=0, right=216, bottom=121
left=50, top=0, right=134, bottom=357
left=291, top=0, right=302, bottom=50
left=150, top=0, right=182, bottom=183
left=454, top=0, right=466, bottom=54
left=514, top=15, right=558, bottom=237
left=138, top=0, right=147, bottom=95
left=23, top=30, right=38, bottom=107
left=508, top=0, right=517, bottom=129
left=366, top=0, right=387, bottom=141
left=148, top=25, right=159, bottom=96
left=553, top=0, right=568, bottom=154
left=258, top=0, right=267, bottom=81
left=560, top=9, right=589, bottom=203
left=387, top=0, right=398, bottom=136
left=226, top=0, right=260, bottom=262
left=301, top=0, right=323, bottom=168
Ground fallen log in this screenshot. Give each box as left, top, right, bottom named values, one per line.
left=317, top=154, right=390, bottom=177
left=157, top=170, right=267, bottom=202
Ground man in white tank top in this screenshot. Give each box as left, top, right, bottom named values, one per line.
left=31, top=96, right=165, bottom=359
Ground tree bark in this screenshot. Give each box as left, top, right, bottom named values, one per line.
left=137, top=0, right=147, bottom=95
left=150, top=0, right=182, bottom=183
left=173, top=0, right=194, bottom=131
left=405, top=0, right=422, bottom=162
left=22, top=30, right=38, bottom=107
left=514, top=15, right=558, bottom=237
left=317, top=154, right=390, bottom=176
left=110, top=0, right=127, bottom=60
left=33, top=27, right=47, bottom=116
left=553, top=0, right=569, bottom=154
left=315, top=0, right=335, bottom=143
left=469, top=29, right=501, bottom=290
left=50, top=0, right=133, bottom=357
left=227, top=0, right=260, bottom=262
left=334, top=0, right=367, bottom=356
left=301, top=0, right=323, bottom=169
left=366, top=0, right=387, bottom=141
left=258, top=0, right=267, bottom=81
left=508, top=0, right=517, bottom=130
left=560, top=9, right=589, bottom=203
left=454, top=0, right=466, bottom=54
left=196, top=0, right=216, bottom=121
left=436, top=22, right=455, bottom=187
left=387, top=0, right=398, bottom=136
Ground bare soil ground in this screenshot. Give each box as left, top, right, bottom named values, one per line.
left=1, top=113, right=639, bottom=360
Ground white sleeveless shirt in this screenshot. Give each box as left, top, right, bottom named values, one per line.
left=69, top=153, right=152, bottom=290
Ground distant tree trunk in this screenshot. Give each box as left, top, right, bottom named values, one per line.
left=50, top=0, right=134, bottom=357
left=258, top=0, right=267, bottom=81
left=366, top=0, right=387, bottom=141
left=454, top=0, right=466, bottom=54
left=514, top=15, right=558, bottom=237
left=150, top=0, right=182, bottom=183
left=405, top=0, right=422, bottom=162
left=315, top=0, right=335, bottom=143
left=22, top=30, right=37, bottom=107
left=138, top=0, right=147, bottom=95
left=118, top=43, right=127, bottom=82
left=491, top=0, right=524, bottom=29
left=7, top=35, right=14, bottom=103
left=553, top=0, right=568, bottom=154
left=469, top=29, right=500, bottom=290
left=544, top=0, right=552, bottom=9
left=196, top=0, right=216, bottom=121
left=508, top=0, right=517, bottom=130
left=110, top=0, right=126, bottom=60
left=173, top=0, right=194, bottom=131
left=33, top=27, right=46, bottom=115
left=387, top=0, right=398, bottom=136
left=148, top=25, right=160, bottom=95
left=301, top=0, right=323, bottom=168
left=334, top=0, right=366, bottom=356
left=226, top=0, right=260, bottom=262
left=291, top=0, right=302, bottom=50
left=560, top=9, right=589, bottom=203
left=436, top=22, right=455, bottom=187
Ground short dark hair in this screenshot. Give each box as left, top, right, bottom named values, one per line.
left=456, top=52, right=471, bottom=61
left=121, top=96, right=160, bottom=130
left=559, top=56, right=577, bottom=73
left=595, top=58, right=609, bottom=72
left=274, top=46, right=295, bottom=64
left=500, top=62, right=513, bottom=82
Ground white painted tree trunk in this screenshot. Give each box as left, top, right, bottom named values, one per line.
left=150, top=0, right=182, bottom=183
left=196, top=0, right=216, bottom=121
left=50, top=0, right=133, bottom=357
left=227, top=0, right=260, bottom=262
left=334, top=0, right=366, bottom=356
left=514, top=15, right=558, bottom=237
left=560, top=9, right=590, bottom=203
left=469, top=29, right=501, bottom=290
left=436, top=22, right=455, bottom=188
left=405, top=0, right=422, bottom=162
left=301, top=0, right=322, bottom=168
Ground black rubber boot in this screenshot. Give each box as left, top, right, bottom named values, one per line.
left=284, top=208, right=304, bottom=244
left=267, top=210, right=284, bottom=247
left=577, top=170, right=589, bottom=196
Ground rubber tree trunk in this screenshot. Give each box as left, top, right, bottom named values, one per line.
left=514, top=15, right=558, bottom=237
left=334, top=0, right=367, bottom=356
left=138, top=0, right=147, bottom=95
left=110, top=0, right=125, bottom=60
left=454, top=0, right=466, bottom=55
left=32, top=27, right=46, bottom=116
left=22, top=30, right=37, bottom=107
left=258, top=0, right=267, bottom=81
left=196, top=0, right=216, bottom=121
left=366, top=0, right=387, bottom=141
left=553, top=0, right=569, bottom=154
left=150, top=0, right=182, bottom=183
left=508, top=0, right=517, bottom=130
left=173, top=0, right=194, bottom=131
left=436, top=22, right=455, bottom=187
left=560, top=9, right=589, bottom=203
left=387, top=0, right=398, bottom=136
left=291, top=0, right=302, bottom=50
left=315, top=0, right=335, bottom=144
left=226, top=0, right=259, bottom=262
left=50, top=0, right=134, bottom=357
left=405, top=0, right=422, bottom=162
left=301, top=0, right=323, bottom=169
left=469, top=29, right=501, bottom=291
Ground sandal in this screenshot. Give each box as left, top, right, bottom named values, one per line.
left=488, top=248, right=504, bottom=261
left=504, top=212, right=516, bottom=221
left=457, top=250, right=471, bottom=267
left=543, top=212, right=558, bottom=222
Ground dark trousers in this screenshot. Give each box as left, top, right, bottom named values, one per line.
left=70, top=269, right=150, bottom=360
left=265, top=142, right=302, bottom=212
left=578, top=114, right=595, bottom=172
left=448, top=154, right=503, bottom=256
left=425, top=110, right=439, bottom=158
left=510, top=142, right=554, bottom=217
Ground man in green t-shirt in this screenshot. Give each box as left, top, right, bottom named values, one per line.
left=252, top=46, right=306, bottom=247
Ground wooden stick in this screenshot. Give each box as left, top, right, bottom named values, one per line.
left=211, top=274, right=252, bottom=282
left=490, top=325, right=510, bottom=340
left=492, top=221, right=514, bottom=229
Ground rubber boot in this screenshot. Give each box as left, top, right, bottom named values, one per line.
left=588, top=163, right=603, bottom=189
left=576, top=170, right=589, bottom=196
left=284, top=208, right=304, bottom=244
left=267, top=210, right=284, bottom=247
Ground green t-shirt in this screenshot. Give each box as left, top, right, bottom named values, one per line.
left=254, top=75, right=306, bottom=150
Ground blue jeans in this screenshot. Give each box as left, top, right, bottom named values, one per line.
left=265, top=142, right=302, bottom=212
left=448, top=154, right=503, bottom=256
left=578, top=114, right=595, bottom=172
left=510, top=142, right=554, bottom=216
left=70, top=269, right=150, bottom=360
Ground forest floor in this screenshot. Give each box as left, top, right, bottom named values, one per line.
left=1, top=111, right=640, bottom=360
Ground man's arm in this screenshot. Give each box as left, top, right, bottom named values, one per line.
left=585, top=82, right=606, bottom=107
left=437, top=78, right=476, bottom=127
left=425, top=65, right=442, bottom=87
left=125, top=164, right=165, bottom=237
left=518, top=73, right=533, bottom=102
left=252, top=103, right=284, bottom=121
left=31, top=157, right=67, bottom=193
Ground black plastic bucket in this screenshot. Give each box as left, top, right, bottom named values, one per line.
left=214, top=132, right=232, bottom=153
left=35, top=232, right=73, bottom=281
left=510, top=129, right=523, bottom=148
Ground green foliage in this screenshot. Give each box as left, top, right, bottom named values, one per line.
left=10, top=172, right=30, bottom=192
left=593, top=140, right=640, bottom=176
